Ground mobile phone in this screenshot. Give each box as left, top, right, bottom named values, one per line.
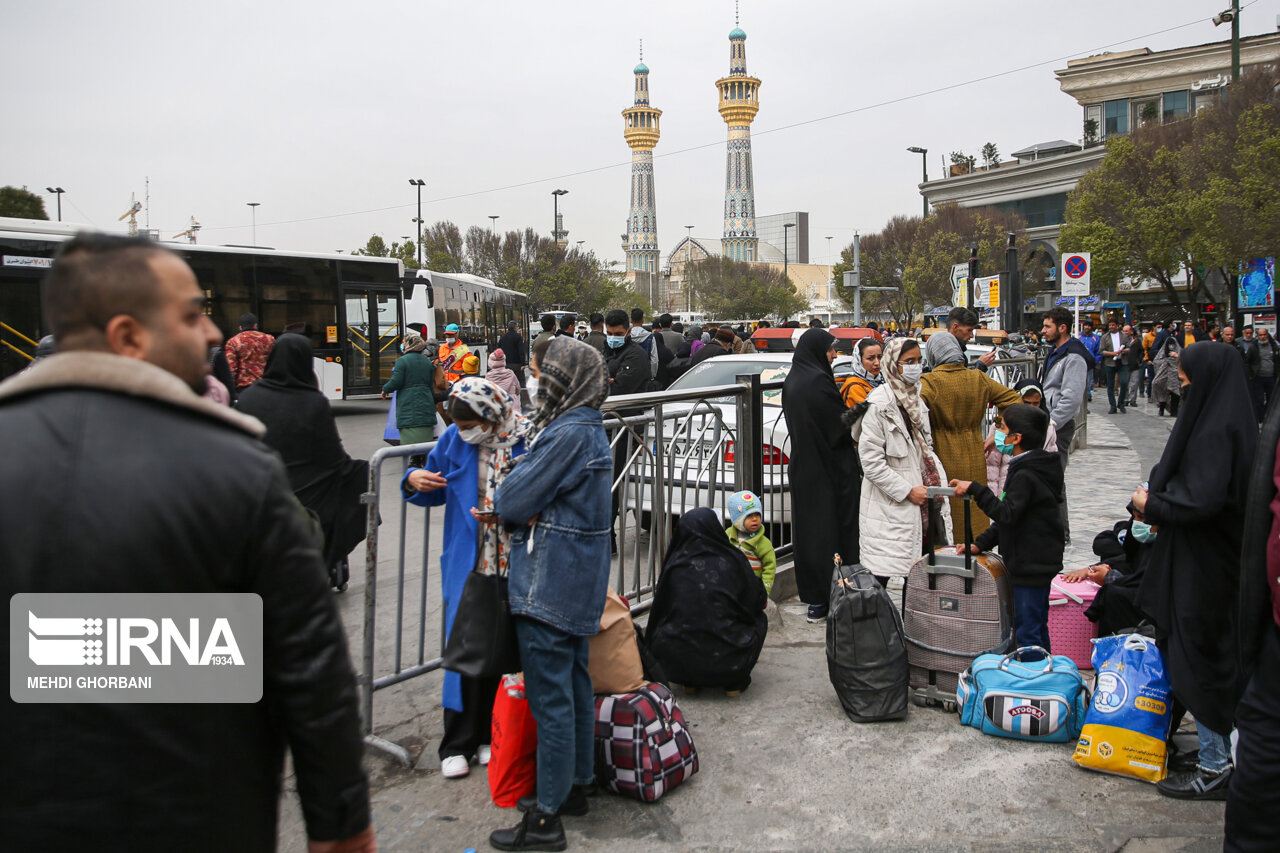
left=926, top=486, right=956, bottom=499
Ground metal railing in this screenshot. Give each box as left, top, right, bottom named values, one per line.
left=356, top=376, right=786, bottom=764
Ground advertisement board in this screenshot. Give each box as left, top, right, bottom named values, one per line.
left=1239, top=258, right=1276, bottom=309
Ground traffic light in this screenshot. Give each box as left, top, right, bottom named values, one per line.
left=1205, top=304, right=1216, bottom=312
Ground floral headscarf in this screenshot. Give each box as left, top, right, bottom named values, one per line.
left=449, top=378, right=532, bottom=573
left=881, top=337, right=932, bottom=457
left=849, top=339, right=885, bottom=388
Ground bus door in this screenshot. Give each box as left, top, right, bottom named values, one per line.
left=342, top=286, right=402, bottom=396
left=0, top=266, right=45, bottom=381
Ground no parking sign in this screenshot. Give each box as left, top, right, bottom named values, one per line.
left=1062, top=253, right=1091, bottom=297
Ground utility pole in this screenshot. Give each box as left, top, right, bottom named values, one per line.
left=409, top=179, right=425, bottom=267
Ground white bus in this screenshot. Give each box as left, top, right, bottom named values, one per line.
left=402, top=269, right=531, bottom=369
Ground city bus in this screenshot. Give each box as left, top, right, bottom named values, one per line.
left=402, top=269, right=531, bottom=367
left=0, top=217, right=405, bottom=399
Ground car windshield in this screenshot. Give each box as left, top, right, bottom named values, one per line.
left=668, top=359, right=793, bottom=405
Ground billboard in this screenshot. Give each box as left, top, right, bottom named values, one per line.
left=1239, top=258, right=1276, bottom=310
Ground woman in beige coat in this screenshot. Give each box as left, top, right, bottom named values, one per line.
left=851, top=338, right=954, bottom=583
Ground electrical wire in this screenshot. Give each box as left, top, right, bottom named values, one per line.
left=197, top=11, right=1247, bottom=233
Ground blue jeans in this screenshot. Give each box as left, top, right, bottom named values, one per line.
left=1013, top=585, right=1051, bottom=661
left=1197, top=724, right=1233, bottom=773
left=515, top=617, right=595, bottom=813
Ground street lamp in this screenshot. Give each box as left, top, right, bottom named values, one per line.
left=551, top=189, right=569, bottom=244
left=1213, top=1, right=1241, bottom=83
left=488, top=215, right=499, bottom=234
left=246, top=202, right=260, bottom=246
left=783, top=222, right=796, bottom=283
left=826, top=235, right=835, bottom=322
left=409, top=179, right=425, bottom=267
left=906, top=147, right=928, bottom=219
left=44, top=187, right=65, bottom=222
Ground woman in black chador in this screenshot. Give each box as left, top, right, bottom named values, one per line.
left=237, top=333, right=369, bottom=585
left=781, top=328, right=860, bottom=621
left=645, top=508, right=768, bottom=695
left=1134, top=341, right=1256, bottom=800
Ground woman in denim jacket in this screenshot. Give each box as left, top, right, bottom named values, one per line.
left=490, top=336, right=612, bottom=851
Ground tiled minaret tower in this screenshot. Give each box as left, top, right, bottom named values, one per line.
left=622, top=46, right=661, bottom=276
left=717, top=20, right=760, bottom=262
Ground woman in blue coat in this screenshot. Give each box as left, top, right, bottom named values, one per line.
left=403, top=377, right=529, bottom=780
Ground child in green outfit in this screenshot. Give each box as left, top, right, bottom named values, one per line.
left=726, top=490, right=777, bottom=598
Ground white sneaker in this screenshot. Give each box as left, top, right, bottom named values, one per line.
left=477, top=745, right=492, bottom=766
left=441, top=755, right=470, bottom=779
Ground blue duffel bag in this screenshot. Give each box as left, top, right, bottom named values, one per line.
left=956, top=646, right=1090, bottom=743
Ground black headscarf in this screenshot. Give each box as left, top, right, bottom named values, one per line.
left=1137, top=341, right=1257, bottom=734
left=254, top=333, right=319, bottom=392
left=782, top=328, right=846, bottom=450
left=644, top=508, right=767, bottom=689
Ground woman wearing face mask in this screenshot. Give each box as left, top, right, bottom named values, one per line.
left=1134, top=342, right=1257, bottom=800
left=919, top=330, right=1023, bottom=537
left=984, top=379, right=1059, bottom=496
left=1060, top=500, right=1158, bottom=637
left=401, top=377, right=531, bottom=781
left=852, top=338, right=954, bottom=586
left=781, top=328, right=861, bottom=621
left=839, top=338, right=884, bottom=408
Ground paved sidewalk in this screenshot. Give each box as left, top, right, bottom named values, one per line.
left=276, top=406, right=1223, bottom=852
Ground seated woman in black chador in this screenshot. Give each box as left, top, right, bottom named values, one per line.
left=645, top=507, right=768, bottom=697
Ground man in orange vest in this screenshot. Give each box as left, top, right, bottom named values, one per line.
left=436, top=323, right=470, bottom=385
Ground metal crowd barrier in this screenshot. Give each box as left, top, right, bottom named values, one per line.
left=356, top=377, right=784, bottom=764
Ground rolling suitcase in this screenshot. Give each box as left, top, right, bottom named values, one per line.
left=827, top=558, right=909, bottom=722
left=904, top=490, right=1014, bottom=711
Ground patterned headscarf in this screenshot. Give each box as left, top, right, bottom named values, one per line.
left=881, top=337, right=932, bottom=456
left=924, top=330, right=966, bottom=369
left=449, top=378, right=533, bottom=574
left=530, top=337, right=609, bottom=438
left=849, top=338, right=885, bottom=388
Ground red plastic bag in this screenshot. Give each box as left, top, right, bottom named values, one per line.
left=489, top=674, right=537, bottom=807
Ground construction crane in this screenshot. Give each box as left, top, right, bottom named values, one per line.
left=118, top=194, right=143, bottom=236
left=173, top=216, right=201, bottom=244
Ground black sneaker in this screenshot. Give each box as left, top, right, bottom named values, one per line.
left=516, top=784, right=592, bottom=817
left=1167, top=748, right=1200, bottom=773
left=1156, top=765, right=1232, bottom=800
left=490, top=810, right=567, bottom=852
left=806, top=604, right=828, bottom=623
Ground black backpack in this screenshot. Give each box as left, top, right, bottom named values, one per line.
left=826, top=562, right=909, bottom=722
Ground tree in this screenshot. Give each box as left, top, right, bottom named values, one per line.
left=464, top=225, right=502, bottom=280
left=422, top=221, right=464, bottom=272
left=352, top=234, right=389, bottom=257
left=685, top=257, right=808, bottom=320
left=980, top=142, right=1000, bottom=170
left=949, top=151, right=976, bottom=175
left=832, top=215, right=921, bottom=328
left=0, top=186, right=48, bottom=220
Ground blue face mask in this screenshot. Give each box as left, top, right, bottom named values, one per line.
left=994, top=429, right=1016, bottom=456
left=1131, top=520, right=1157, bottom=543
left=606, top=335, right=626, bottom=349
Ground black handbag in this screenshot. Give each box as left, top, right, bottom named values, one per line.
left=442, top=568, right=521, bottom=679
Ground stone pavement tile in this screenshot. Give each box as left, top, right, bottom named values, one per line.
left=1062, top=416, right=1144, bottom=572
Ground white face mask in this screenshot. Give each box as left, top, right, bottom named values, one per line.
left=526, top=374, right=539, bottom=398
left=457, top=425, right=489, bottom=445
left=900, top=364, right=923, bottom=384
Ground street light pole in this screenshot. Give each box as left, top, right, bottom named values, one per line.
left=409, top=179, right=425, bottom=267
left=826, top=235, right=834, bottom=323
left=551, top=189, right=569, bottom=245
left=246, top=202, right=260, bottom=246
left=906, top=147, right=928, bottom=219
left=488, top=215, right=499, bottom=234
left=45, top=187, right=64, bottom=222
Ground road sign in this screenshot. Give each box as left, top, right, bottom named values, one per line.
left=974, top=274, right=999, bottom=308
left=951, top=263, right=969, bottom=308
left=1061, top=252, right=1091, bottom=297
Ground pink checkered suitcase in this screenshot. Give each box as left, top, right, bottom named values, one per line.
left=1048, top=578, right=1100, bottom=668
left=593, top=682, right=698, bottom=802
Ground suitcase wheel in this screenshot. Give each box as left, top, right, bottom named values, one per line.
left=941, top=700, right=957, bottom=713
left=335, top=582, right=348, bottom=593
left=911, top=694, right=928, bottom=708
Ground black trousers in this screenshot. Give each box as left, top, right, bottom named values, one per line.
left=1225, top=621, right=1280, bottom=852
left=1055, top=419, right=1075, bottom=540
left=438, top=673, right=501, bottom=761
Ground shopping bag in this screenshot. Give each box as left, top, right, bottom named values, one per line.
left=489, top=675, right=537, bottom=807
left=1072, top=633, right=1172, bottom=783
left=588, top=592, right=647, bottom=695
left=442, top=570, right=520, bottom=679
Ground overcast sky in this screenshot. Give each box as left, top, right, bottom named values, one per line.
left=4, top=1, right=1274, bottom=266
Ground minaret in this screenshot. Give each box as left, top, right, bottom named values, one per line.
left=717, top=20, right=761, bottom=262
left=622, top=45, right=661, bottom=277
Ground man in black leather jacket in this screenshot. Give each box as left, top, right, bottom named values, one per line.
left=0, top=234, right=373, bottom=853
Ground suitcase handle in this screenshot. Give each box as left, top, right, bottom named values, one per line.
left=998, top=647, right=1054, bottom=674
left=1049, top=580, right=1084, bottom=605
left=925, top=492, right=973, bottom=574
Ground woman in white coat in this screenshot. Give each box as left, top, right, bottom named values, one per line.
left=851, top=337, right=953, bottom=584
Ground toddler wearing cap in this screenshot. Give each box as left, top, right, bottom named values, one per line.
left=726, top=490, right=776, bottom=598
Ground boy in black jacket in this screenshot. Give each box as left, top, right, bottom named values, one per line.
left=951, top=403, right=1065, bottom=661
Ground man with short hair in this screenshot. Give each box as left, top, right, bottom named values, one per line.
left=691, top=325, right=736, bottom=365
left=945, top=306, right=997, bottom=369
left=532, top=314, right=557, bottom=350
left=1253, top=328, right=1280, bottom=423
left=0, top=234, right=373, bottom=852
left=1099, top=319, right=1134, bottom=414
left=657, top=313, right=683, bottom=355
left=1078, top=320, right=1101, bottom=401
left=584, top=312, right=607, bottom=354
left=556, top=315, right=575, bottom=338
left=1183, top=320, right=1207, bottom=348
left=223, top=311, right=275, bottom=390
left=1040, top=307, right=1092, bottom=543
left=1122, top=324, right=1143, bottom=407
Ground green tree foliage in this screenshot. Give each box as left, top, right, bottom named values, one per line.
left=353, top=234, right=389, bottom=257
left=1061, top=67, right=1280, bottom=312
left=422, top=221, right=464, bottom=272
left=685, top=256, right=808, bottom=320
left=981, top=142, right=1000, bottom=169
left=832, top=216, right=920, bottom=328
left=0, top=186, right=49, bottom=220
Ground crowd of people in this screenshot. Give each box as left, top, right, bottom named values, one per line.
left=4, top=235, right=1277, bottom=852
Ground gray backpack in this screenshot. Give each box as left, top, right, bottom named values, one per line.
left=826, top=561, right=909, bottom=722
